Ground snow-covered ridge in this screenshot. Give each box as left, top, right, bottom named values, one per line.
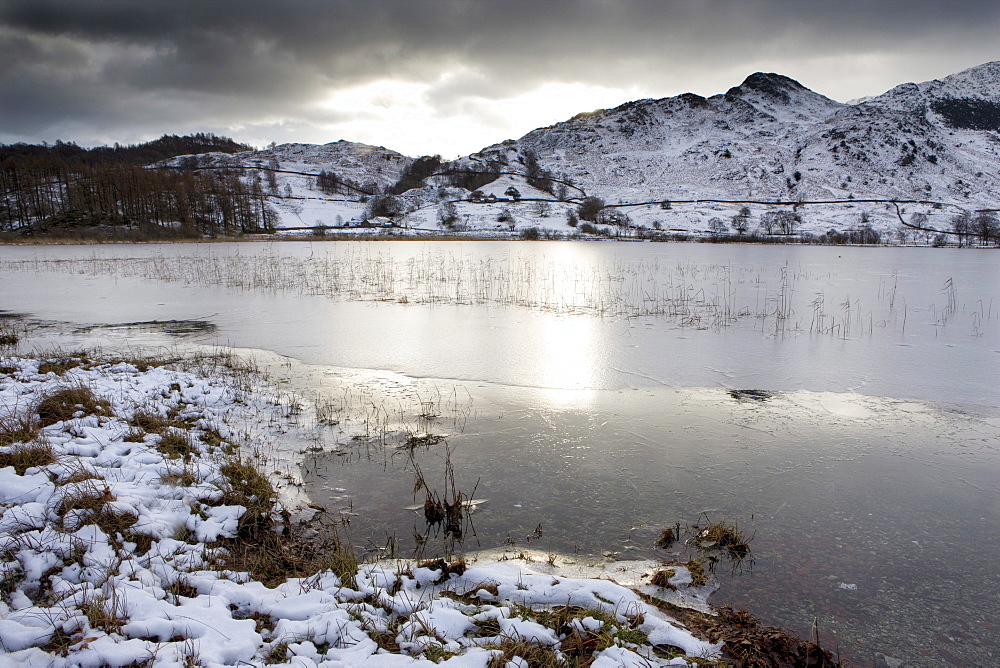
left=466, top=60, right=1000, bottom=207
left=160, top=61, right=1000, bottom=238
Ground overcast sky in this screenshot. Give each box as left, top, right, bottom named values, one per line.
left=2, top=0, right=999, bottom=157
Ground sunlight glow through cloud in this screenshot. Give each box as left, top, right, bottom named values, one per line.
left=316, top=79, right=650, bottom=157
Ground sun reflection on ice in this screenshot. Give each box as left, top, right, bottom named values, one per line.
left=533, top=314, right=600, bottom=408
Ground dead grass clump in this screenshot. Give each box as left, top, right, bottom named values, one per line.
left=93, top=508, right=139, bottom=540
left=412, top=447, right=476, bottom=542
left=0, top=441, right=54, bottom=473
left=686, top=559, right=709, bottom=587
left=57, top=479, right=138, bottom=541
left=485, top=638, right=565, bottom=667
left=199, top=427, right=225, bottom=450
left=164, top=578, right=199, bottom=602
left=0, top=412, right=41, bottom=449
left=690, top=519, right=754, bottom=569
left=156, top=429, right=196, bottom=459
left=218, top=457, right=277, bottom=537
left=219, top=524, right=358, bottom=589
left=42, top=626, right=76, bottom=657
left=0, top=363, right=18, bottom=375
left=0, top=563, right=24, bottom=597
left=130, top=409, right=176, bottom=433
left=416, top=557, right=467, bottom=583
left=704, top=606, right=840, bottom=667
left=0, top=330, right=19, bottom=347
left=161, top=470, right=198, bottom=486
left=122, top=426, right=147, bottom=443
left=405, top=432, right=445, bottom=449
left=650, top=568, right=677, bottom=589
left=123, top=530, right=154, bottom=554
left=655, top=523, right=681, bottom=549
left=266, top=642, right=291, bottom=663
left=58, top=464, right=103, bottom=485
left=80, top=593, right=125, bottom=635
left=37, top=357, right=86, bottom=375
left=36, top=386, right=111, bottom=426
left=58, top=480, right=114, bottom=517
left=728, top=389, right=772, bottom=402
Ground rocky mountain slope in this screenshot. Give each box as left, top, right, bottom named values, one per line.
left=462, top=60, right=1000, bottom=209
left=163, top=61, right=1000, bottom=238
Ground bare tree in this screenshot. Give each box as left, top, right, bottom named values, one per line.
left=972, top=211, right=999, bottom=245
left=761, top=210, right=801, bottom=235
left=731, top=206, right=750, bottom=235
left=951, top=212, right=972, bottom=246
left=437, top=201, right=459, bottom=228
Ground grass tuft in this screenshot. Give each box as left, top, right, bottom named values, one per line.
left=485, top=638, right=564, bottom=667
left=0, top=440, right=54, bottom=473
left=36, top=386, right=111, bottom=426
left=690, top=518, right=754, bottom=569
left=218, top=456, right=277, bottom=536
left=156, top=429, right=196, bottom=459
left=416, top=557, right=467, bottom=584
left=0, top=412, right=42, bottom=449
left=685, top=559, right=709, bottom=587
left=650, top=568, right=677, bottom=589
left=130, top=408, right=177, bottom=433
left=37, top=357, right=87, bottom=375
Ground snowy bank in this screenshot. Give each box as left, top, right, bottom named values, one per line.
left=0, top=352, right=726, bottom=666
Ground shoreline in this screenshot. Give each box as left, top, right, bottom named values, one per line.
left=0, top=344, right=839, bottom=666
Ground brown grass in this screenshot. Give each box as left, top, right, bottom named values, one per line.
left=58, top=479, right=114, bottom=516
left=686, top=559, right=709, bottom=587
left=690, top=518, right=754, bottom=570
left=36, top=386, right=111, bottom=426
left=130, top=409, right=177, bottom=433
left=156, top=429, right=196, bottom=459
left=0, top=412, right=41, bottom=449
left=218, top=524, right=359, bottom=589
left=485, top=638, right=564, bottom=667
left=38, top=357, right=87, bottom=375
left=416, top=557, right=467, bottom=584
left=217, top=457, right=277, bottom=536
left=0, top=441, right=54, bottom=473
left=80, top=593, right=126, bottom=635
left=650, top=568, right=677, bottom=589
left=211, top=455, right=358, bottom=587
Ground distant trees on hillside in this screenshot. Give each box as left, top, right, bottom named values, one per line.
left=577, top=196, right=606, bottom=222
left=0, top=134, right=276, bottom=236
left=760, top=210, right=801, bottom=234
left=389, top=155, right=442, bottom=194
left=0, top=133, right=252, bottom=166
left=523, top=150, right=555, bottom=195
left=731, top=206, right=751, bottom=235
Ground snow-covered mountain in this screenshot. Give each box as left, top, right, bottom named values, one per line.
left=164, top=61, right=1000, bottom=239
left=462, top=61, right=1000, bottom=208
left=161, top=139, right=412, bottom=194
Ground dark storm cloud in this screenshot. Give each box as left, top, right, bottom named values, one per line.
left=2, top=0, right=999, bottom=150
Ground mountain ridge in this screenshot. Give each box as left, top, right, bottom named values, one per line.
left=159, top=61, right=1000, bottom=239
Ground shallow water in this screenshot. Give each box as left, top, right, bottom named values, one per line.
left=2, top=240, right=999, bottom=665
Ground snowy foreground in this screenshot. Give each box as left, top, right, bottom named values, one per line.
left=0, top=354, right=722, bottom=666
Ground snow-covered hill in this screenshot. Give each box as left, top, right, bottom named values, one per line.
left=464, top=61, right=1000, bottom=208
left=165, top=62, right=1000, bottom=240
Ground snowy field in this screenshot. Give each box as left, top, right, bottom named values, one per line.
left=0, top=349, right=740, bottom=666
